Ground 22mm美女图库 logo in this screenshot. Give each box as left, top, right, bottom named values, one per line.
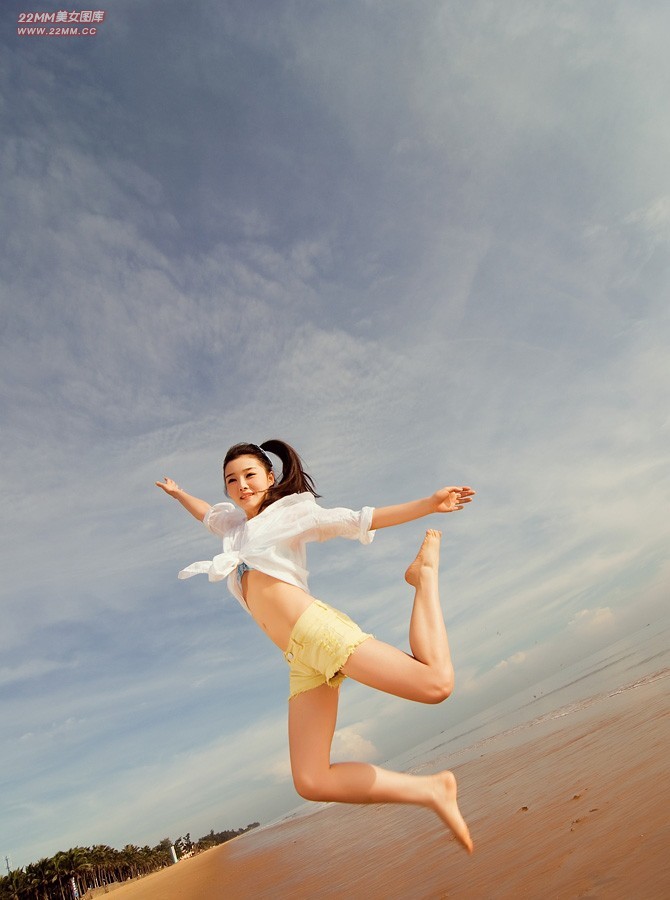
left=17, top=10, right=106, bottom=24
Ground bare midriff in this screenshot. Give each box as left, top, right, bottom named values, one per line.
left=240, top=569, right=315, bottom=651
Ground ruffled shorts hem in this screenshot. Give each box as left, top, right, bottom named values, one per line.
left=285, top=600, right=372, bottom=700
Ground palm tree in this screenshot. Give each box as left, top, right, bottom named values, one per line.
left=119, top=845, right=141, bottom=881
left=87, top=845, right=116, bottom=890
left=50, top=853, right=69, bottom=900
left=23, top=857, right=55, bottom=900
left=51, top=847, right=91, bottom=900
left=0, top=868, right=29, bottom=900
left=71, top=847, right=92, bottom=898
left=136, top=847, right=154, bottom=877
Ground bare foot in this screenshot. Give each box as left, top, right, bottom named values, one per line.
left=405, top=529, right=442, bottom=587
left=430, top=770, right=473, bottom=853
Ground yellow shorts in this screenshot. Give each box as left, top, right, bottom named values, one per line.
left=285, top=600, right=373, bottom=700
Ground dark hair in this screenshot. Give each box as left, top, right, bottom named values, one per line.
left=222, top=439, right=320, bottom=513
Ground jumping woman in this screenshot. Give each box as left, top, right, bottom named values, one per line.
left=156, top=439, right=475, bottom=852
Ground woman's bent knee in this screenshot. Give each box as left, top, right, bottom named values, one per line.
left=292, top=770, right=329, bottom=802
left=424, top=669, right=454, bottom=704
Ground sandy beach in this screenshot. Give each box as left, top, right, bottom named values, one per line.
left=105, top=660, right=669, bottom=899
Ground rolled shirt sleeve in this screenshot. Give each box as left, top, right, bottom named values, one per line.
left=312, top=504, right=376, bottom=544
left=203, top=502, right=245, bottom=537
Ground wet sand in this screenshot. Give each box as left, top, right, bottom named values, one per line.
left=110, top=667, right=669, bottom=899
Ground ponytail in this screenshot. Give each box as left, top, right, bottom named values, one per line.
left=222, top=439, right=319, bottom=513
left=259, top=439, right=319, bottom=512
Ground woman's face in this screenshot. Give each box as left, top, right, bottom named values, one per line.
left=224, top=454, right=274, bottom=518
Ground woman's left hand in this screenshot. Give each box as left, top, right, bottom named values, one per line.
left=432, top=486, right=476, bottom=513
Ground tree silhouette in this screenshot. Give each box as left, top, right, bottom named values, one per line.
left=0, top=821, right=259, bottom=899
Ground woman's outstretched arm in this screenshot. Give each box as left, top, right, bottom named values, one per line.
left=155, top=477, right=211, bottom=522
left=370, top=486, right=475, bottom=530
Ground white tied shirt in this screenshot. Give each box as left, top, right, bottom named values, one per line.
left=178, top=492, right=376, bottom=612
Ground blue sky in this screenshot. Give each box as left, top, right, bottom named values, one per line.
left=2, top=0, right=669, bottom=869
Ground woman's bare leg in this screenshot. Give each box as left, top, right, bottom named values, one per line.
left=405, top=529, right=453, bottom=675
left=288, top=684, right=473, bottom=852
left=342, top=530, right=454, bottom=703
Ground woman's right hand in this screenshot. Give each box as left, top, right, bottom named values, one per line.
left=155, top=476, right=182, bottom=497
left=155, top=479, right=211, bottom=521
